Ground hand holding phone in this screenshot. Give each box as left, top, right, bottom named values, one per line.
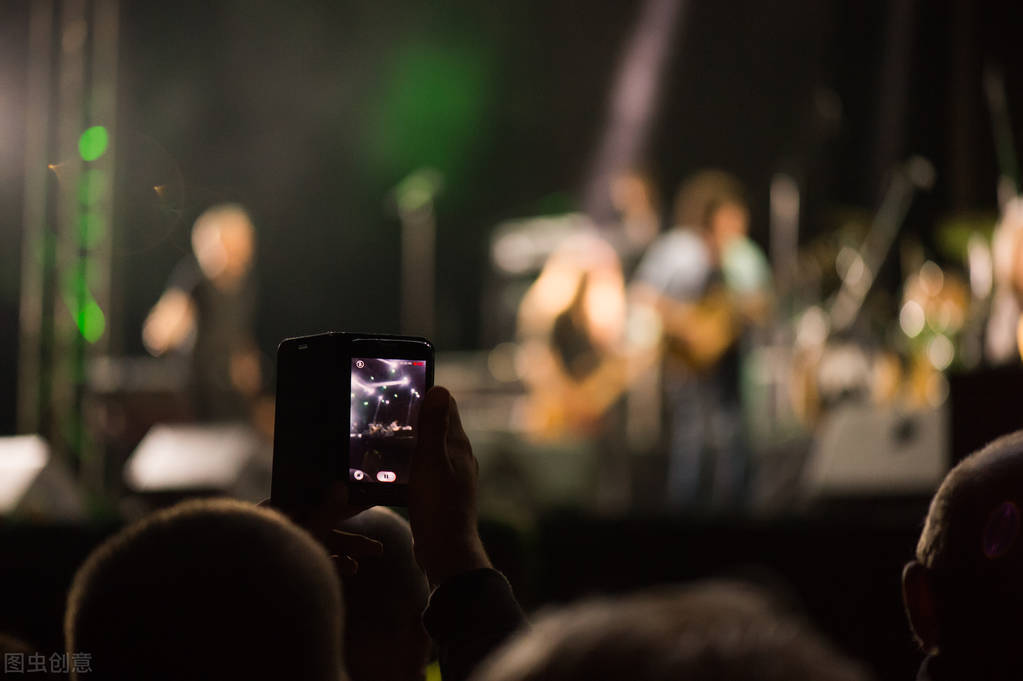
left=408, top=386, right=492, bottom=587
left=271, top=332, right=434, bottom=510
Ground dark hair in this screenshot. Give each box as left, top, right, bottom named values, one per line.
left=472, top=580, right=871, bottom=681
left=673, top=170, right=747, bottom=231
left=65, top=498, right=343, bottom=681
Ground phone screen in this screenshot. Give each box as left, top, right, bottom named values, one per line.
left=349, top=357, right=428, bottom=485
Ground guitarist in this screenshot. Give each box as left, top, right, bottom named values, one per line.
left=631, top=170, right=770, bottom=509
left=516, top=230, right=631, bottom=439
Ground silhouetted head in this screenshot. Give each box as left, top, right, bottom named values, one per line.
left=339, top=507, right=430, bottom=681
left=472, top=580, right=870, bottom=681
left=904, top=431, right=1023, bottom=676
left=674, top=170, right=748, bottom=261
left=66, top=498, right=344, bottom=681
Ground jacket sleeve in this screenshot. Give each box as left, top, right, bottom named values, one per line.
left=422, top=568, right=527, bottom=681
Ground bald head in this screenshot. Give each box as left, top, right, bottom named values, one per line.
left=905, top=430, right=1023, bottom=671
left=917, top=430, right=1023, bottom=577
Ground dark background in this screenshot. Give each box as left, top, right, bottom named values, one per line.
left=3, top=0, right=1023, bottom=435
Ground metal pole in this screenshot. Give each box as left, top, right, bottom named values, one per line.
left=393, top=169, right=442, bottom=338
left=17, top=0, right=55, bottom=435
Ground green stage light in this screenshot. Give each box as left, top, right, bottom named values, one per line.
left=78, top=168, right=107, bottom=206
left=78, top=212, right=105, bottom=248
left=78, top=299, right=106, bottom=343
left=78, top=125, right=109, bottom=162
left=367, top=44, right=491, bottom=181
left=61, top=263, right=106, bottom=343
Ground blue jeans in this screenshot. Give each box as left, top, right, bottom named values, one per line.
left=664, top=375, right=746, bottom=509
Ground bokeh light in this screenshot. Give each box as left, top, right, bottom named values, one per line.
left=78, top=125, right=109, bottom=162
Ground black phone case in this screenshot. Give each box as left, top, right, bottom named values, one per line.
left=271, top=331, right=433, bottom=509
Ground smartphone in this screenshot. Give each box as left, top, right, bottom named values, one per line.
left=271, top=332, right=434, bottom=509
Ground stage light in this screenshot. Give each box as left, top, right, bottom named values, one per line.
left=78, top=213, right=105, bottom=248
left=968, top=233, right=993, bottom=299
left=928, top=334, right=955, bottom=371
left=352, top=379, right=376, bottom=396
left=900, top=300, right=925, bottom=338
left=62, top=268, right=106, bottom=344
left=78, top=125, right=109, bottom=162
left=77, top=168, right=107, bottom=206
left=77, top=299, right=106, bottom=343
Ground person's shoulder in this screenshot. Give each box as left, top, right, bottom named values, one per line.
left=646, top=228, right=707, bottom=258
left=648, top=228, right=709, bottom=265
left=634, top=228, right=710, bottom=292
left=671, top=227, right=704, bottom=244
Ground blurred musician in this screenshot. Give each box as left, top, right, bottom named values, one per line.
left=142, top=204, right=262, bottom=422
left=986, top=198, right=1023, bottom=364
left=631, top=170, right=770, bottom=508
left=516, top=230, right=630, bottom=438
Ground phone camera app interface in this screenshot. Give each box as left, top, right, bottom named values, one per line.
left=349, top=358, right=427, bottom=484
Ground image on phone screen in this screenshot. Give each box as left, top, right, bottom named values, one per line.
left=349, top=357, right=427, bottom=485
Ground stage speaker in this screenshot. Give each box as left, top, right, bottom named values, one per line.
left=0, top=435, right=85, bottom=521
left=802, top=403, right=948, bottom=499
left=124, top=423, right=271, bottom=502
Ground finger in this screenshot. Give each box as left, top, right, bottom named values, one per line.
left=418, top=386, right=451, bottom=448
left=445, top=393, right=477, bottom=475
left=327, top=529, right=384, bottom=557
left=413, top=386, right=452, bottom=476
left=446, top=393, right=472, bottom=451
left=332, top=554, right=359, bottom=576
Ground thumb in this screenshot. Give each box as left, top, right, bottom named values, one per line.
left=413, top=386, right=451, bottom=471
left=445, top=392, right=471, bottom=450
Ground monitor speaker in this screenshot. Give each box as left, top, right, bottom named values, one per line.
left=0, top=435, right=85, bottom=521
left=802, top=403, right=948, bottom=499
left=124, top=423, right=271, bottom=502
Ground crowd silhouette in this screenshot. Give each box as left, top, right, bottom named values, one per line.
left=1, top=385, right=1018, bottom=680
